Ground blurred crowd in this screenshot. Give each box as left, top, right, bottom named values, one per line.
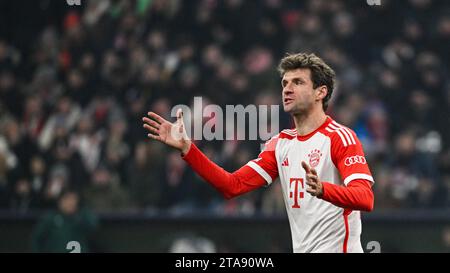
left=0, top=0, right=449, bottom=217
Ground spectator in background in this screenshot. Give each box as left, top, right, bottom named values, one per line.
left=0, top=153, right=8, bottom=207
left=83, top=164, right=132, bottom=213
left=385, top=129, right=441, bottom=208
left=38, top=95, right=81, bottom=151
left=41, top=164, right=70, bottom=209
left=69, top=114, right=103, bottom=174
left=31, top=190, right=98, bottom=253
left=163, top=150, right=195, bottom=214
left=103, top=116, right=130, bottom=185
left=9, top=177, right=38, bottom=213
left=21, top=95, right=46, bottom=143
left=28, top=156, right=48, bottom=208
left=47, top=129, right=88, bottom=191
left=1, top=117, right=38, bottom=179
left=124, top=89, right=149, bottom=151
left=127, top=141, right=165, bottom=211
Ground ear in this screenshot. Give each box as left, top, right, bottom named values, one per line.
left=316, top=86, right=328, bottom=101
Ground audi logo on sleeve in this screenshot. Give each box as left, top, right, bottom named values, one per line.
left=344, top=155, right=367, bottom=166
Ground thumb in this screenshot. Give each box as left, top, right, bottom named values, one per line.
left=178, top=122, right=185, bottom=134
left=176, top=108, right=186, bottom=135
left=176, top=108, right=184, bottom=124
left=301, top=161, right=311, bottom=174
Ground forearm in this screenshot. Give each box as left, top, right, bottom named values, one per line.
left=320, top=179, right=374, bottom=211
left=182, top=143, right=266, bottom=199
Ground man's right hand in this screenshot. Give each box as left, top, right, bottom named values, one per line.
left=142, top=109, right=191, bottom=155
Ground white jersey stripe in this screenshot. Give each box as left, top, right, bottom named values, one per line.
left=332, top=121, right=356, bottom=145
left=335, top=129, right=348, bottom=147
left=327, top=125, right=348, bottom=147
left=326, top=126, right=347, bottom=146
left=247, top=161, right=273, bottom=184
left=342, top=127, right=356, bottom=145
left=282, top=130, right=297, bottom=136
left=329, top=123, right=352, bottom=146
left=343, top=173, right=374, bottom=186
left=331, top=121, right=356, bottom=145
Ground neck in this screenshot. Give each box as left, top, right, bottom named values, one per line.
left=292, top=107, right=327, bottom=136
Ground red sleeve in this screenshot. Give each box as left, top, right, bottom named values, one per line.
left=330, top=127, right=374, bottom=186
left=182, top=143, right=269, bottom=199
left=320, top=179, right=374, bottom=211
left=245, top=135, right=279, bottom=185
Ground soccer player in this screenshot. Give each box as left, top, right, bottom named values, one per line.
left=142, top=53, right=374, bottom=253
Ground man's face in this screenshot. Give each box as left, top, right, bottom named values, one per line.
left=281, top=68, right=318, bottom=114
left=59, top=192, right=79, bottom=215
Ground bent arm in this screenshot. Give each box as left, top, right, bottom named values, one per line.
left=182, top=143, right=267, bottom=199
left=320, top=179, right=374, bottom=211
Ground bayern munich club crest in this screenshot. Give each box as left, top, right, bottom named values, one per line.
left=307, top=149, right=323, bottom=168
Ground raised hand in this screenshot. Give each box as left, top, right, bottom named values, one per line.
left=142, top=109, right=191, bottom=154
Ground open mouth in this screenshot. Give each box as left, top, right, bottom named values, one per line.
left=284, top=98, right=294, bottom=105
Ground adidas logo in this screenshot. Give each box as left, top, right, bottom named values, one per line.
left=282, top=157, right=289, bottom=166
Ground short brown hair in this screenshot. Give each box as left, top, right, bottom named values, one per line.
left=278, top=53, right=336, bottom=111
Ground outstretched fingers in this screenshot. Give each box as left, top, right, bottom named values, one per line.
left=142, top=117, right=161, bottom=129
left=147, top=112, right=166, bottom=124
left=143, top=123, right=158, bottom=134
left=142, top=115, right=161, bottom=135
left=143, top=122, right=162, bottom=141
left=147, top=133, right=162, bottom=141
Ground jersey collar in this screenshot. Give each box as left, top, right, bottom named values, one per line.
left=296, top=116, right=333, bottom=141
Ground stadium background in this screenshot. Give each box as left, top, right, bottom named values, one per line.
left=0, top=0, right=449, bottom=252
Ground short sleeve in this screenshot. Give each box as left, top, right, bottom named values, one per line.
left=246, top=135, right=279, bottom=185
left=330, top=129, right=374, bottom=186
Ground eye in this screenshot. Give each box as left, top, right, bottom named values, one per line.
left=294, top=79, right=303, bottom=85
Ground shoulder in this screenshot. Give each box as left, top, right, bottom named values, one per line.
left=321, top=120, right=358, bottom=148
left=279, top=128, right=297, bottom=140
left=261, top=129, right=295, bottom=153
left=262, top=133, right=280, bottom=153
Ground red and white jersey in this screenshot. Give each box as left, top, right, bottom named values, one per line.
left=246, top=116, right=374, bottom=253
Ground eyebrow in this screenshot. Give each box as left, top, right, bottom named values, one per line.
left=281, top=77, right=305, bottom=86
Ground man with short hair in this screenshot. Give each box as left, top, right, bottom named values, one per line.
left=143, top=53, right=374, bottom=253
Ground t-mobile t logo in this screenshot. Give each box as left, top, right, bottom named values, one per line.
left=289, top=178, right=304, bottom=208
left=66, top=0, right=81, bottom=6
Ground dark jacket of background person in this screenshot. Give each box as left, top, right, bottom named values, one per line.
left=83, top=165, right=132, bottom=212
left=31, top=191, right=98, bottom=253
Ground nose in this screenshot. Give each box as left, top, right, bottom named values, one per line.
left=283, top=85, right=293, bottom=96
